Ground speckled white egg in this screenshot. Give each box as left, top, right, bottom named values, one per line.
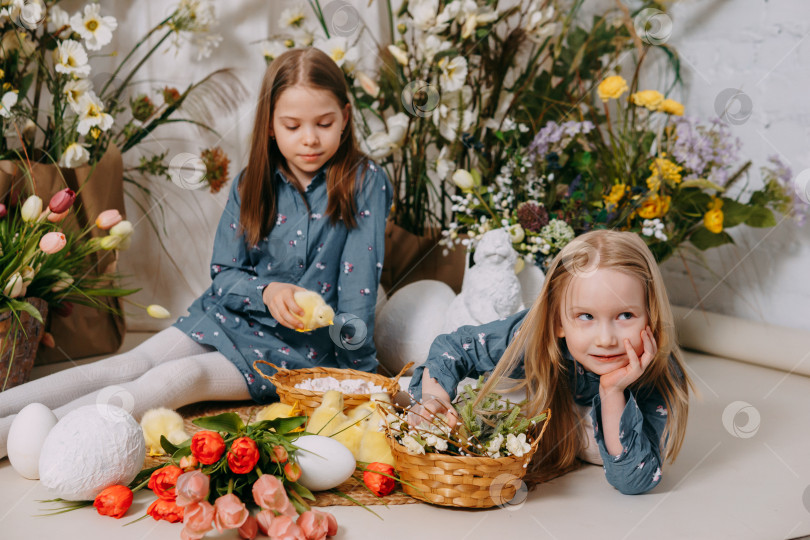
left=38, top=404, right=145, bottom=501
left=294, top=435, right=356, bottom=491
left=7, top=403, right=58, bottom=480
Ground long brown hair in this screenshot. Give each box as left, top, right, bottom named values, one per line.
left=240, top=48, right=368, bottom=246
left=478, top=230, right=694, bottom=482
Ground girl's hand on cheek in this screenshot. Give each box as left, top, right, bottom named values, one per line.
left=263, top=282, right=308, bottom=330
left=599, top=326, right=657, bottom=393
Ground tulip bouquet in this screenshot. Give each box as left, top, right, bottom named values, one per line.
left=439, top=75, right=803, bottom=267
left=90, top=412, right=339, bottom=540
left=0, top=187, right=138, bottom=387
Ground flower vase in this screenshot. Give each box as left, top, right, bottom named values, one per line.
left=0, top=298, right=47, bottom=391
left=380, top=219, right=467, bottom=295
left=0, top=145, right=126, bottom=364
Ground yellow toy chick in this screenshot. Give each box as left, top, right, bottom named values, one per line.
left=332, top=400, right=378, bottom=457
left=357, top=394, right=395, bottom=466
left=293, top=290, right=335, bottom=332
left=306, top=390, right=347, bottom=436
left=140, top=408, right=190, bottom=456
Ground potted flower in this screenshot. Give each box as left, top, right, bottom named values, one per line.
left=0, top=187, right=138, bottom=391
left=0, top=0, right=243, bottom=360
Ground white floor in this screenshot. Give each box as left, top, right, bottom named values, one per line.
left=2, top=340, right=810, bottom=539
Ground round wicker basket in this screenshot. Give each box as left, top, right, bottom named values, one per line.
left=253, top=360, right=413, bottom=416
left=385, top=408, right=551, bottom=508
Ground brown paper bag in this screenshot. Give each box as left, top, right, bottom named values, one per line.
left=0, top=145, right=126, bottom=364
left=381, top=219, right=466, bottom=295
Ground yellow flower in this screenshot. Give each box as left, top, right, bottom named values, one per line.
left=604, top=183, right=628, bottom=207
left=630, top=90, right=664, bottom=111
left=647, top=155, right=682, bottom=191
left=638, top=194, right=671, bottom=219
left=597, top=75, right=629, bottom=102
left=704, top=197, right=724, bottom=233
left=658, top=98, right=684, bottom=116
left=147, top=304, right=171, bottom=319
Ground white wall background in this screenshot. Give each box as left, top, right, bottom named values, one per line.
left=90, top=0, right=810, bottom=332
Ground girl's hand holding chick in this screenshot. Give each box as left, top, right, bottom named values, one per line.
left=263, top=282, right=308, bottom=330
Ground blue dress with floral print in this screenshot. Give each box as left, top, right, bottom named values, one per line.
left=174, top=161, right=393, bottom=403
left=409, top=309, right=678, bottom=495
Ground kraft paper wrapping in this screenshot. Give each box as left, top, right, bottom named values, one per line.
left=672, top=305, right=810, bottom=377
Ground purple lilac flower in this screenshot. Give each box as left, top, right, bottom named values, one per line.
left=670, top=116, right=742, bottom=185
left=527, top=120, right=595, bottom=161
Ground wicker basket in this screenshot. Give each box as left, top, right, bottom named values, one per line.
left=385, top=408, right=551, bottom=508
left=253, top=360, right=413, bottom=416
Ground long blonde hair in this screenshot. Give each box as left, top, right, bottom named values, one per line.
left=478, top=230, right=693, bottom=481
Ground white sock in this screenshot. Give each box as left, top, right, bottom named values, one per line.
left=0, top=327, right=209, bottom=418
left=0, top=332, right=250, bottom=460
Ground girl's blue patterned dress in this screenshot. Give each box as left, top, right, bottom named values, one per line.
left=174, top=161, right=393, bottom=403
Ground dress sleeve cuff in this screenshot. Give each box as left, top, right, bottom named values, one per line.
left=592, top=389, right=644, bottom=463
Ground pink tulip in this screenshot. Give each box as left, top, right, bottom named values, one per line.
left=238, top=515, right=259, bottom=540
left=48, top=188, right=76, bottom=213
left=175, top=470, right=210, bottom=507
left=252, top=474, right=292, bottom=513
left=40, top=232, right=67, bottom=254
left=180, top=529, right=205, bottom=540
left=213, top=493, right=249, bottom=532
left=267, top=515, right=306, bottom=540
left=182, top=501, right=215, bottom=537
left=47, top=210, right=69, bottom=223
left=256, top=509, right=275, bottom=536
left=95, top=209, right=122, bottom=230
left=0, top=203, right=6, bottom=218
left=297, top=510, right=329, bottom=540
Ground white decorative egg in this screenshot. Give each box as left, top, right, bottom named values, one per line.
left=38, top=404, right=145, bottom=501
left=294, top=435, right=356, bottom=491
left=7, top=403, right=58, bottom=480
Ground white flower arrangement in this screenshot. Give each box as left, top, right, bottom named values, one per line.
left=383, top=377, right=546, bottom=459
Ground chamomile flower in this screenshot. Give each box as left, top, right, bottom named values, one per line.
left=314, top=36, right=359, bottom=72
left=54, top=39, right=90, bottom=77
left=279, top=7, right=307, bottom=29
left=63, top=79, right=92, bottom=113
left=76, top=94, right=113, bottom=135
left=70, top=4, right=117, bottom=51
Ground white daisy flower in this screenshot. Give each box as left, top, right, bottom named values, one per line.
left=262, top=40, right=288, bottom=63
left=279, top=7, right=307, bottom=29
left=438, top=56, right=467, bottom=92
left=171, top=0, right=222, bottom=60
left=0, top=90, right=18, bottom=118
left=70, top=4, right=117, bottom=51
left=76, top=94, right=113, bottom=135
left=314, top=36, right=359, bottom=71
left=417, top=34, right=451, bottom=62
left=54, top=39, right=91, bottom=77
left=63, top=79, right=93, bottom=114
left=47, top=5, right=70, bottom=34
left=58, top=142, right=90, bottom=168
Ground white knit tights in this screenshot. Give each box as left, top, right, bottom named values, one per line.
left=0, top=326, right=250, bottom=459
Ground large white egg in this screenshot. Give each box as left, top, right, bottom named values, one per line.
left=7, top=403, right=58, bottom=480
left=38, top=404, right=145, bottom=501
left=294, top=435, right=356, bottom=491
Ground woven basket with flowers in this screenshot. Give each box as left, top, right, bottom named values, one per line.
left=380, top=377, right=550, bottom=508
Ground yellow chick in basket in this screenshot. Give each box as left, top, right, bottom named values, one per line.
left=332, top=400, right=378, bottom=457
left=140, top=408, right=190, bottom=455
left=293, top=290, right=335, bottom=332
left=357, top=394, right=395, bottom=466
left=307, top=390, right=347, bottom=436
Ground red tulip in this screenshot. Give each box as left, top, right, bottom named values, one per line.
left=48, top=188, right=76, bottom=213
